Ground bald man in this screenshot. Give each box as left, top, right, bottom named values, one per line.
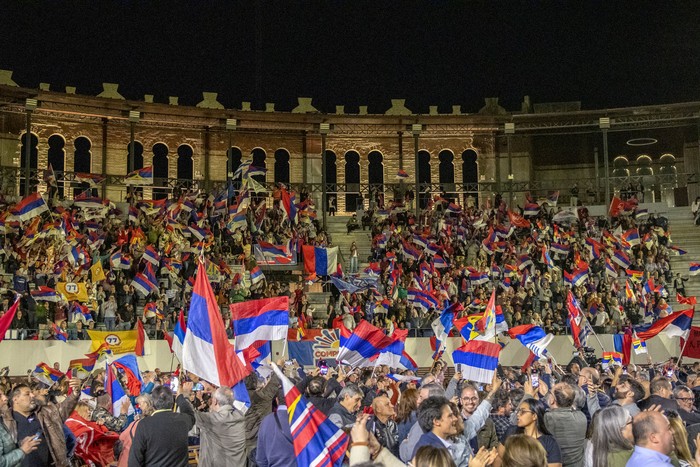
left=626, top=411, right=674, bottom=466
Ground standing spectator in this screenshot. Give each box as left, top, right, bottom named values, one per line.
left=544, top=383, right=587, bottom=467
left=328, top=384, right=363, bottom=430
left=255, top=389, right=296, bottom=467
left=589, top=406, right=634, bottom=467
left=128, top=384, right=195, bottom=466
left=102, top=296, right=117, bottom=331
left=627, top=411, right=675, bottom=466
left=459, top=383, right=499, bottom=452
left=612, top=376, right=644, bottom=418
left=411, top=396, right=457, bottom=459
left=367, top=393, right=399, bottom=458
left=117, top=394, right=153, bottom=467
left=0, top=390, right=40, bottom=467
left=349, top=242, right=358, bottom=274
left=193, top=387, right=247, bottom=467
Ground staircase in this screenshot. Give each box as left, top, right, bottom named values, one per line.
left=664, top=207, right=700, bottom=324
left=325, top=215, right=374, bottom=272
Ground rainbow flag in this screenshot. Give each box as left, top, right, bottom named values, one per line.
left=632, top=338, right=647, bottom=355
left=33, top=362, right=64, bottom=386
left=124, top=166, right=153, bottom=185
left=602, top=351, right=623, bottom=368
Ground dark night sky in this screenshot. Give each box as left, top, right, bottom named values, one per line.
left=2, top=1, right=700, bottom=113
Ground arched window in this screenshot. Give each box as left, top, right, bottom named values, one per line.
left=47, top=134, right=66, bottom=198
left=74, top=137, right=92, bottom=197
left=251, top=148, right=267, bottom=185
left=418, top=150, right=431, bottom=209
left=325, top=150, right=337, bottom=213
left=153, top=143, right=169, bottom=199
left=438, top=150, right=455, bottom=194
left=462, top=149, right=479, bottom=204
left=126, top=141, right=144, bottom=173
left=368, top=151, right=384, bottom=209
left=228, top=147, right=243, bottom=186
left=274, top=149, right=290, bottom=185
left=19, top=132, right=38, bottom=196
left=177, top=145, right=194, bottom=180
left=344, top=151, right=361, bottom=212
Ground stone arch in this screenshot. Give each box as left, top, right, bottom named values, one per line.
left=462, top=149, right=479, bottom=206
left=227, top=147, right=243, bottom=183
left=152, top=143, right=169, bottom=199
left=324, top=150, right=337, bottom=212
left=19, top=132, right=38, bottom=196
left=368, top=151, right=384, bottom=208
left=251, top=147, right=267, bottom=185
left=74, top=136, right=93, bottom=197
left=612, top=156, right=630, bottom=177
left=127, top=141, right=144, bottom=173
left=48, top=134, right=66, bottom=198
left=274, top=148, right=290, bottom=185
left=177, top=144, right=194, bottom=180
left=438, top=149, right=455, bottom=192
left=344, top=150, right=361, bottom=212
left=636, top=155, right=653, bottom=176
left=418, top=150, right=432, bottom=209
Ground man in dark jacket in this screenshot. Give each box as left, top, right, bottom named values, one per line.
left=3, top=378, right=81, bottom=467
left=255, top=389, right=296, bottom=467
left=245, top=372, right=280, bottom=462
left=412, top=396, right=457, bottom=459
left=128, top=384, right=195, bottom=466
left=673, top=385, right=700, bottom=425
left=328, top=384, right=363, bottom=430
left=638, top=377, right=680, bottom=413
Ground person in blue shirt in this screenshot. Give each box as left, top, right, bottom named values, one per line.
left=627, top=411, right=675, bottom=466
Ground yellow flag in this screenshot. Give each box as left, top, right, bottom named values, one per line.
left=87, top=329, right=140, bottom=355
left=56, top=282, right=90, bottom=302
left=90, top=262, right=106, bottom=282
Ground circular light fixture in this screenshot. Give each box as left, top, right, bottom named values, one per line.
left=626, top=138, right=658, bottom=146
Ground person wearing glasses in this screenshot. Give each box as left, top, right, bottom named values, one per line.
left=459, top=384, right=499, bottom=452
left=672, top=385, right=700, bottom=426
left=589, top=405, right=634, bottom=467
left=501, top=398, right=561, bottom=467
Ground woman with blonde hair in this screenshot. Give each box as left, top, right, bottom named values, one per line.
left=502, top=434, right=547, bottom=467
left=669, top=412, right=700, bottom=467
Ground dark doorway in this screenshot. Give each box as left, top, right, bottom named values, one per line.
left=19, top=132, right=38, bottom=196
left=47, top=134, right=66, bottom=198
left=153, top=143, right=169, bottom=199
left=418, top=150, right=431, bottom=209
left=274, top=149, right=290, bottom=185
left=344, top=151, right=361, bottom=212
left=177, top=145, right=194, bottom=180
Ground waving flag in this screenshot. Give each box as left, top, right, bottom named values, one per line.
left=271, top=364, right=349, bottom=467
left=396, top=169, right=409, bottom=180
left=12, top=192, right=49, bottom=222
left=230, top=296, right=289, bottom=350
left=169, top=309, right=186, bottom=362
left=550, top=243, right=570, bottom=257
left=625, top=281, right=636, bottom=302
left=612, top=249, right=631, bottom=268
left=376, top=339, right=418, bottom=371
left=633, top=338, right=647, bottom=355
left=508, top=210, right=531, bottom=228
left=625, top=268, right=644, bottom=282
left=183, top=262, right=250, bottom=387
left=31, top=286, right=62, bottom=302
left=669, top=246, right=687, bottom=256
left=605, top=258, right=618, bottom=278
left=636, top=308, right=694, bottom=340
left=621, top=228, right=640, bottom=247
left=602, top=351, right=623, bottom=369
left=452, top=340, right=501, bottom=385
left=124, top=166, right=153, bottom=185
left=51, top=322, right=68, bottom=342
left=564, top=268, right=588, bottom=287
left=690, top=263, right=700, bottom=276
left=142, top=245, right=160, bottom=266
left=523, top=203, right=540, bottom=217
left=33, top=363, right=64, bottom=386
left=475, top=289, right=497, bottom=340
left=105, top=363, right=131, bottom=416
left=68, top=357, right=97, bottom=376
left=677, top=293, right=697, bottom=306
left=337, top=320, right=394, bottom=367
left=131, top=263, right=158, bottom=296
left=111, top=354, right=144, bottom=397
left=303, top=245, right=338, bottom=276
left=508, top=324, right=553, bottom=358
left=249, top=266, right=265, bottom=285
left=469, top=271, right=490, bottom=285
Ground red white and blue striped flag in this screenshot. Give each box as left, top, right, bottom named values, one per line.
left=271, top=363, right=349, bottom=467
left=452, top=340, right=501, bottom=385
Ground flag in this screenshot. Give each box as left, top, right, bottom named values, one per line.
left=56, top=282, right=90, bottom=302
left=271, top=364, right=349, bottom=467
left=452, top=340, right=501, bottom=385
left=564, top=268, right=588, bottom=287
left=32, top=363, right=64, bottom=387
left=690, top=263, right=700, bottom=276
left=12, top=192, right=48, bottom=222
left=508, top=324, right=553, bottom=358
left=105, top=363, right=130, bottom=416
left=87, top=329, right=143, bottom=355
left=677, top=293, right=697, bottom=306
left=396, top=169, right=409, bottom=179
left=229, top=296, right=290, bottom=350
left=124, top=166, right=153, bottom=185
left=65, top=412, right=119, bottom=466
left=633, top=338, right=647, bottom=355
left=90, top=261, right=106, bottom=282
left=249, top=266, right=265, bottom=285
left=602, top=351, right=623, bottom=369
left=134, top=320, right=147, bottom=357
left=111, top=354, right=144, bottom=397
left=612, top=250, right=631, bottom=269
left=256, top=241, right=293, bottom=264
left=376, top=339, right=418, bottom=371
left=669, top=246, right=687, bottom=256
left=68, top=357, right=97, bottom=376
left=508, top=211, right=531, bottom=229
left=523, top=203, right=540, bottom=217
left=474, top=289, right=497, bottom=340
left=51, top=322, right=68, bottom=342
left=183, top=261, right=250, bottom=387
left=625, top=280, right=636, bottom=302
left=609, top=196, right=624, bottom=217
left=84, top=342, right=112, bottom=360
left=280, top=188, right=297, bottom=222
left=635, top=308, right=694, bottom=340
left=337, top=320, right=394, bottom=367
left=30, top=286, right=62, bottom=302
left=302, top=245, right=338, bottom=276
left=142, top=245, right=160, bottom=266
left=622, top=229, right=640, bottom=247
left=171, top=309, right=186, bottom=362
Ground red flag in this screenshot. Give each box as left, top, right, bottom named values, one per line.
left=391, top=328, right=409, bottom=342
left=681, top=327, right=700, bottom=359
left=65, top=412, right=119, bottom=466
left=521, top=351, right=538, bottom=374
left=0, top=297, right=19, bottom=343
left=134, top=319, right=146, bottom=356
left=508, top=211, right=531, bottom=229
left=609, top=196, right=624, bottom=217
left=677, top=293, right=697, bottom=305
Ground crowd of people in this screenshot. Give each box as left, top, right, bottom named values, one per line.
left=0, top=172, right=698, bottom=466
left=3, top=353, right=700, bottom=466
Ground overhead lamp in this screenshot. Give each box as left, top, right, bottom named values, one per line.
left=129, top=110, right=140, bottom=123
left=599, top=117, right=611, bottom=129
left=25, top=98, right=38, bottom=110
left=226, top=118, right=237, bottom=130
left=504, top=122, right=515, bottom=134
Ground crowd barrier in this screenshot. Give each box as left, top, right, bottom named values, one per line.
left=0, top=334, right=692, bottom=377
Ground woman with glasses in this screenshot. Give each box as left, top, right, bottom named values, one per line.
left=590, top=406, right=633, bottom=467
left=500, top=398, right=562, bottom=467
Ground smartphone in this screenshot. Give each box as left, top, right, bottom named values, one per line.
left=530, top=374, right=539, bottom=388
left=32, top=430, right=42, bottom=441
left=193, top=382, right=204, bottom=391
left=666, top=370, right=674, bottom=378
left=320, top=365, right=328, bottom=376
left=284, top=360, right=294, bottom=367
left=456, top=364, right=462, bottom=373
